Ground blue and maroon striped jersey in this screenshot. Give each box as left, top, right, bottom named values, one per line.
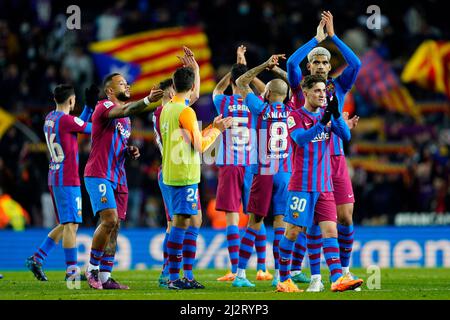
left=44, top=111, right=90, bottom=186
left=213, top=94, right=258, bottom=166
left=290, top=78, right=346, bottom=156
left=287, top=107, right=333, bottom=192
left=287, top=35, right=361, bottom=157
left=84, top=99, right=131, bottom=188
left=245, top=93, right=293, bottom=175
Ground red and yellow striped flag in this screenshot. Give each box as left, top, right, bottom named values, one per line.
left=89, top=26, right=216, bottom=100
left=401, top=40, right=450, bottom=100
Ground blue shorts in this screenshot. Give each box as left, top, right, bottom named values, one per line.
left=49, top=186, right=82, bottom=224
left=165, top=183, right=199, bottom=216
left=247, top=171, right=290, bottom=217
left=84, top=177, right=129, bottom=220
left=284, top=191, right=321, bottom=228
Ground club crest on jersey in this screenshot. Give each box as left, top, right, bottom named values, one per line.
left=287, top=116, right=296, bottom=129
left=293, top=212, right=299, bottom=219
left=74, top=117, right=85, bottom=127
left=326, top=80, right=335, bottom=95
left=101, top=197, right=108, bottom=203
left=77, top=210, right=82, bottom=217
left=103, top=101, right=114, bottom=109
left=191, top=203, right=197, bottom=209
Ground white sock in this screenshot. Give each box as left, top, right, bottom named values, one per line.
left=311, top=274, right=322, bottom=281
left=236, top=268, right=246, bottom=279
left=342, top=267, right=350, bottom=275
left=275, top=269, right=280, bottom=279
left=87, top=264, right=99, bottom=272
left=99, top=271, right=111, bottom=284
left=291, top=270, right=302, bottom=276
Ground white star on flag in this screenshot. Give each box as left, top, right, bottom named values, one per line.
left=109, top=64, right=132, bottom=81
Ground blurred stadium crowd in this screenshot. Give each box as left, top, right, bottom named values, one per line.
left=0, top=0, right=449, bottom=229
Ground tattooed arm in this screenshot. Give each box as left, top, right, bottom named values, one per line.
left=107, top=88, right=164, bottom=118
left=236, top=54, right=286, bottom=100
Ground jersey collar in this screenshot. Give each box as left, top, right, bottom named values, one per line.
left=171, top=95, right=190, bottom=106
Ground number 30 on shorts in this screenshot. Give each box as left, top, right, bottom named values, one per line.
left=290, top=196, right=307, bottom=212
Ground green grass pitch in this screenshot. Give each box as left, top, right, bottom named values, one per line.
left=0, top=268, right=449, bottom=300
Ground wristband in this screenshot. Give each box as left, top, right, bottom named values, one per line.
left=143, top=96, right=150, bottom=106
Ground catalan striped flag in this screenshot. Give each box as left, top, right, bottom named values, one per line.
left=401, top=40, right=450, bottom=100
left=89, top=26, right=216, bottom=100
left=355, top=49, right=421, bottom=121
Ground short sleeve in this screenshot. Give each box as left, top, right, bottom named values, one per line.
left=60, top=115, right=88, bottom=133
left=213, top=94, right=227, bottom=114
left=97, top=100, right=116, bottom=119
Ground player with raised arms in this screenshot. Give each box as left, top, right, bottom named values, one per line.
left=212, top=45, right=276, bottom=282
left=231, top=53, right=296, bottom=288
left=26, top=84, right=96, bottom=282
left=286, top=11, right=361, bottom=291
left=83, top=73, right=163, bottom=289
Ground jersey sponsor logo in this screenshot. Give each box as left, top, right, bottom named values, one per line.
left=267, top=153, right=289, bottom=159
left=287, top=116, right=296, bottom=129
left=116, top=122, right=131, bottom=139
left=311, top=132, right=330, bottom=142
left=103, top=101, right=114, bottom=109
left=227, top=104, right=250, bottom=113
left=74, top=117, right=85, bottom=127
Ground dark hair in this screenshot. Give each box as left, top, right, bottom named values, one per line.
left=173, top=67, right=195, bottom=93
left=53, top=84, right=75, bottom=104
left=230, top=63, right=248, bottom=85
left=159, top=78, right=174, bottom=91
left=300, top=74, right=326, bottom=90
left=102, top=72, right=121, bottom=88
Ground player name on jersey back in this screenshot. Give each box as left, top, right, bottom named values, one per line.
left=44, top=111, right=88, bottom=186
left=213, top=94, right=258, bottom=166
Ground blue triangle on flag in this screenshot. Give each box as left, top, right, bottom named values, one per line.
left=92, top=53, right=141, bottom=83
